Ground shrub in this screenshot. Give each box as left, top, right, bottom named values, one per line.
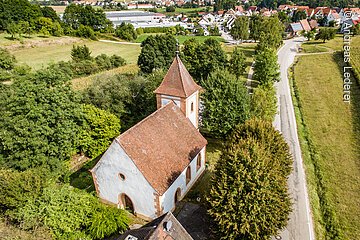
left=110, top=55, right=126, bottom=67
left=0, top=48, right=17, bottom=70
left=71, top=45, right=92, bottom=62
left=76, top=25, right=97, bottom=40
left=79, top=104, right=121, bottom=158
left=72, top=60, right=98, bottom=76
left=250, top=84, right=277, bottom=122
left=115, top=22, right=137, bottom=41
left=95, top=54, right=112, bottom=70
left=87, top=205, right=128, bottom=239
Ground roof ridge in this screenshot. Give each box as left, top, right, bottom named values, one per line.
left=176, top=55, right=187, bottom=96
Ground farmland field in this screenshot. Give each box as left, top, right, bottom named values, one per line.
left=290, top=36, right=360, bottom=240
left=9, top=40, right=141, bottom=70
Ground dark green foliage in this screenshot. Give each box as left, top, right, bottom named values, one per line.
left=207, top=119, right=292, bottom=239
left=0, top=0, right=42, bottom=31
left=182, top=38, right=228, bottom=81
left=256, top=16, right=283, bottom=51
left=41, top=6, right=60, bottom=22
left=214, top=0, right=237, bottom=11
left=115, top=22, right=137, bottom=41
left=71, top=45, right=92, bottom=62
left=0, top=168, right=50, bottom=211
left=315, top=28, right=336, bottom=43
left=12, top=184, right=128, bottom=239
left=250, top=84, right=277, bottom=122
left=230, top=16, right=249, bottom=41
left=137, top=34, right=177, bottom=73
left=166, top=6, right=176, bottom=12
left=292, top=10, right=307, bottom=22
left=63, top=4, right=111, bottom=31
left=229, top=47, right=246, bottom=79
left=208, top=25, right=221, bottom=36
left=253, top=47, right=280, bottom=85
left=249, top=15, right=264, bottom=42
left=95, top=54, right=113, bottom=70
left=200, top=70, right=251, bottom=138
left=83, top=71, right=164, bottom=130
left=0, top=66, right=81, bottom=172
left=75, top=24, right=97, bottom=40
left=351, top=23, right=360, bottom=36
left=110, top=54, right=126, bottom=67
left=79, top=104, right=121, bottom=158
left=195, top=27, right=205, bottom=36
left=0, top=48, right=17, bottom=70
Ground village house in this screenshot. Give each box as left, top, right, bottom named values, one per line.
left=91, top=55, right=207, bottom=220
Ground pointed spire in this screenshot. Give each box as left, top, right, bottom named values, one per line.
left=154, top=56, right=201, bottom=98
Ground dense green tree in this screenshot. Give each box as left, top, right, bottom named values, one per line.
left=351, top=23, right=360, bottom=36
left=63, top=4, right=111, bottom=31
left=200, top=70, right=251, bottom=138
left=249, top=15, right=264, bottom=42
left=0, top=48, right=17, bottom=70
left=250, top=84, right=277, bottom=122
left=166, top=6, right=176, bottom=12
left=115, top=22, right=137, bottom=41
left=195, top=27, right=205, bottom=36
left=230, top=16, right=250, bottom=42
left=0, top=0, right=42, bottom=31
left=315, top=27, right=336, bottom=42
left=71, top=45, right=92, bottom=62
left=75, top=24, right=97, bottom=40
left=253, top=47, right=280, bottom=85
left=208, top=118, right=292, bottom=239
left=256, top=16, right=283, bottom=52
left=229, top=47, right=247, bottom=79
left=137, top=34, right=177, bottom=73
left=83, top=72, right=164, bottom=130
left=292, top=10, right=307, bottom=22
left=0, top=66, right=81, bottom=172
left=182, top=38, right=228, bottom=81
left=302, top=29, right=316, bottom=40
left=214, top=0, right=237, bottom=11
left=277, top=11, right=291, bottom=24
left=78, top=104, right=121, bottom=158
left=41, top=6, right=60, bottom=22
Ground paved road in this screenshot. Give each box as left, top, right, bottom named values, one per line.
left=273, top=37, right=315, bottom=240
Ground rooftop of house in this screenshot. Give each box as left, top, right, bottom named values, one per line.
left=290, top=22, right=303, bottom=32
left=116, top=102, right=207, bottom=195
left=154, top=55, right=202, bottom=98
left=300, top=19, right=311, bottom=31
left=117, top=212, right=193, bottom=240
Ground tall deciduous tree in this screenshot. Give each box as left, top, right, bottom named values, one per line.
left=137, top=34, right=177, bottom=73
left=182, top=38, right=227, bottom=81
left=315, top=28, right=336, bottom=42
left=256, top=16, right=284, bottom=52
left=230, top=16, right=249, bottom=42
left=249, top=15, right=264, bottom=42
left=253, top=47, right=280, bottom=85
left=115, top=22, right=137, bottom=41
left=200, top=69, right=251, bottom=138
left=207, top=119, right=292, bottom=239
left=229, top=47, right=246, bottom=79
left=250, top=84, right=277, bottom=122
left=0, top=66, right=81, bottom=172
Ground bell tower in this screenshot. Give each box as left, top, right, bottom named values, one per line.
left=154, top=55, right=202, bottom=129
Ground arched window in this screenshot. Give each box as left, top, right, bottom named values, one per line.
left=186, top=166, right=191, bottom=185
left=196, top=154, right=201, bottom=171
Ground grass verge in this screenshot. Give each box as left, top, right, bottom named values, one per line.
left=289, top=52, right=360, bottom=239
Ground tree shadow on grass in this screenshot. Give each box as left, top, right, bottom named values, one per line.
left=333, top=52, right=360, bottom=171
left=69, top=156, right=101, bottom=193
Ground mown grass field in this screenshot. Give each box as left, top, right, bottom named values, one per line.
left=291, top=36, right=360, bottom=240
left=10, top=40, right=141, bottom=70
left=301, top=34, right=344, bottom=53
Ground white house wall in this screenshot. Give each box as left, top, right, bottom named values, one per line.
left=92, top=141, right=157, bottom=219
left=186, top=91, right=198, bottom=128
left=159, top=147, right=206, bottom=213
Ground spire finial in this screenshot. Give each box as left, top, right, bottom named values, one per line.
left=175, top=39, right=180, bottom=56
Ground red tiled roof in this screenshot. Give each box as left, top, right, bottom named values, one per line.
left=117, top=102, right=207, bottom=195
left=300, top=19, right=311, bottom=31
left=235, top=6, right=244, bottom=12
left=154, top=56, right=202, bottom=98
left=309, top=19, right=318, bottom=29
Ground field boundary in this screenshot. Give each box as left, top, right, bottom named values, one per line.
left=289, top=56, right=342, bottom=240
